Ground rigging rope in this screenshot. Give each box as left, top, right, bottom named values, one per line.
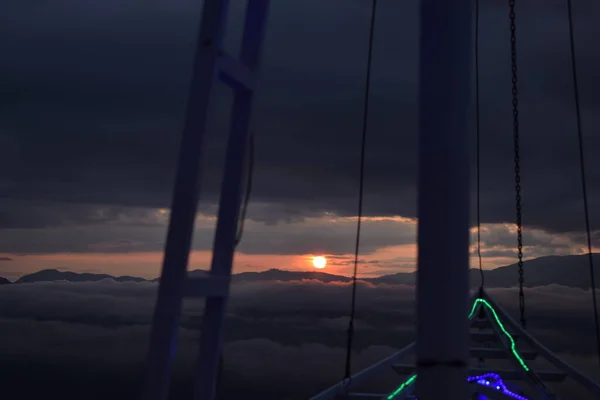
left=565, top=0, right=600, bottom=369
left=343, top=0, right=378, bottom=385
left=475, top=0, right=484, bottom=292
left=508, top=0, right=526, bottom=330
left=235, top=132, right=255, bottom=247
left=475, top=6, right=487, bottom=375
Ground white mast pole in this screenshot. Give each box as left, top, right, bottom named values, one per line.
left=415, top=0, right=472, bottom=399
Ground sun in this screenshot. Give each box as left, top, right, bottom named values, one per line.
left=312, top=256, right=327, bottom=269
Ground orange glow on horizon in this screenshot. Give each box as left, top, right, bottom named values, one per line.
left=4, top=238, right=566, bottom=281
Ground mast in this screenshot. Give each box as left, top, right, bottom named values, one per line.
left=415, top=0, right=472, bottom=399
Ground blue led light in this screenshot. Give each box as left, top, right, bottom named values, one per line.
left=468, top=372, right=529, bottom=400
left=396, top=372, right=529, bottom=400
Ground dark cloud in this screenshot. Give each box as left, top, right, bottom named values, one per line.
left=0, top=212, right=416, bottom=255
left=0, top=0, right=600, bottom=241
left=470, top=224, right=583, bottom=259
left=0, top=257, right=11, bottom=261
left=0, top=200, right=162, bottom=229
left=0, top=280, right=599, bottom=398
left=0, top=210, right=579, bottom=260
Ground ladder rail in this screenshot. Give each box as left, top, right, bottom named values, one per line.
left=140, top=1, right=231, bottom=399
left=141, top=1, right=271, bottom=400
left=481, top=304, right=558, bottom=399
left=482, top=291, right=600, bottom=397
left=310, top=343, right=415, bottom=400
left=191, top=1, right=271, bottom=399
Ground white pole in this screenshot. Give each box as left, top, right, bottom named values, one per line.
left=415, top=0, right=472, bottom=399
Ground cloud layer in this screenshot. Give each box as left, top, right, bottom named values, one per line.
left=0, top=279, right=598, bottom=399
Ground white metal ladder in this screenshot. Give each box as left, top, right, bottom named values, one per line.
left=141, top=1, right=271, bottom=400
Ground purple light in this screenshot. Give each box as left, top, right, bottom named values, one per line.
left=392, top=372, right=530, bottom=400
left=467, top=372, right=529, bottom=400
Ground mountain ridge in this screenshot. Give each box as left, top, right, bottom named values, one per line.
left=6, top=253, right=600, bottom=289
left=15, top=269, right=146, bottom=284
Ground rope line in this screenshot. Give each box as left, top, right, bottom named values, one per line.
left=475, top=0, right=484, bottom=290
left=565, top=0, right=600, bottom=370
left=343, top=0, right=378, bottom=385
left=235, top=132, right=255, bottom=247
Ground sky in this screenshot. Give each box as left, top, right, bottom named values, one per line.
left=1, top=0, right=600, bottom=280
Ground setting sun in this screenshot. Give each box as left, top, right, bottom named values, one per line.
left=312, top=256, right=327, bottom=269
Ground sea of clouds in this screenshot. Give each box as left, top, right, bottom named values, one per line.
left=0, top=280, right=598, bottom=399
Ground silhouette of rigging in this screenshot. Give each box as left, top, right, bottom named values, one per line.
left=140, top=0, right=600, bottom=399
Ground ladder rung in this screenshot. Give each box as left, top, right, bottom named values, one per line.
left=470, top=347, right=537, bottom=360
left=391, top=364, right=567, bottom=382
left=184, top=276, right=230, bottom=298
left=218, top=52, right=255, bottom=91
left=471, top=331, right=519, bottom=343
left=345, top=394, right=387, bottom=399
left=472, top=318, right=492, bottom=329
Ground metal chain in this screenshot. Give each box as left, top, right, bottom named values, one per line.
left=509, top=0, right=526, bottom=330
left=475, top=0, right=485, bottom=291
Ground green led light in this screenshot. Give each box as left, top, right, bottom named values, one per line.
left=386, top=297, right=530, bottom=399
left=471, top=298, right=530, bottom=372
left=468, top=298, right=479, bottom=319
left=386, top=374, right=416, bottom=400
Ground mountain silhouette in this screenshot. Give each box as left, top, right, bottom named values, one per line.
left=15, top=269, right=146, bottom=284
left=474, top=253, right=600, bottom=289
left=364, top=254, right=600, bottom=289
left=9, top=254, right=600, bottom=289
left=233, top=269, right=353, bottom=283
left=0, top=277, right=10, bottom=285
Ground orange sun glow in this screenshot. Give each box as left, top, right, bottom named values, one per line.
left=312, top=256, right=327, bottom=269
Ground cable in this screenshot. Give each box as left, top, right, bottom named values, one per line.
left=343, top=0, right=378, bottom=385
left=566, top=0, right=600, bottom=370
left=235, top=132, right=254, bottom=247
left=475, top=0, right=484, bottom=292
left=474, top=0, right=487, bottom=352
left=508, top=0, right=526, bottom=330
